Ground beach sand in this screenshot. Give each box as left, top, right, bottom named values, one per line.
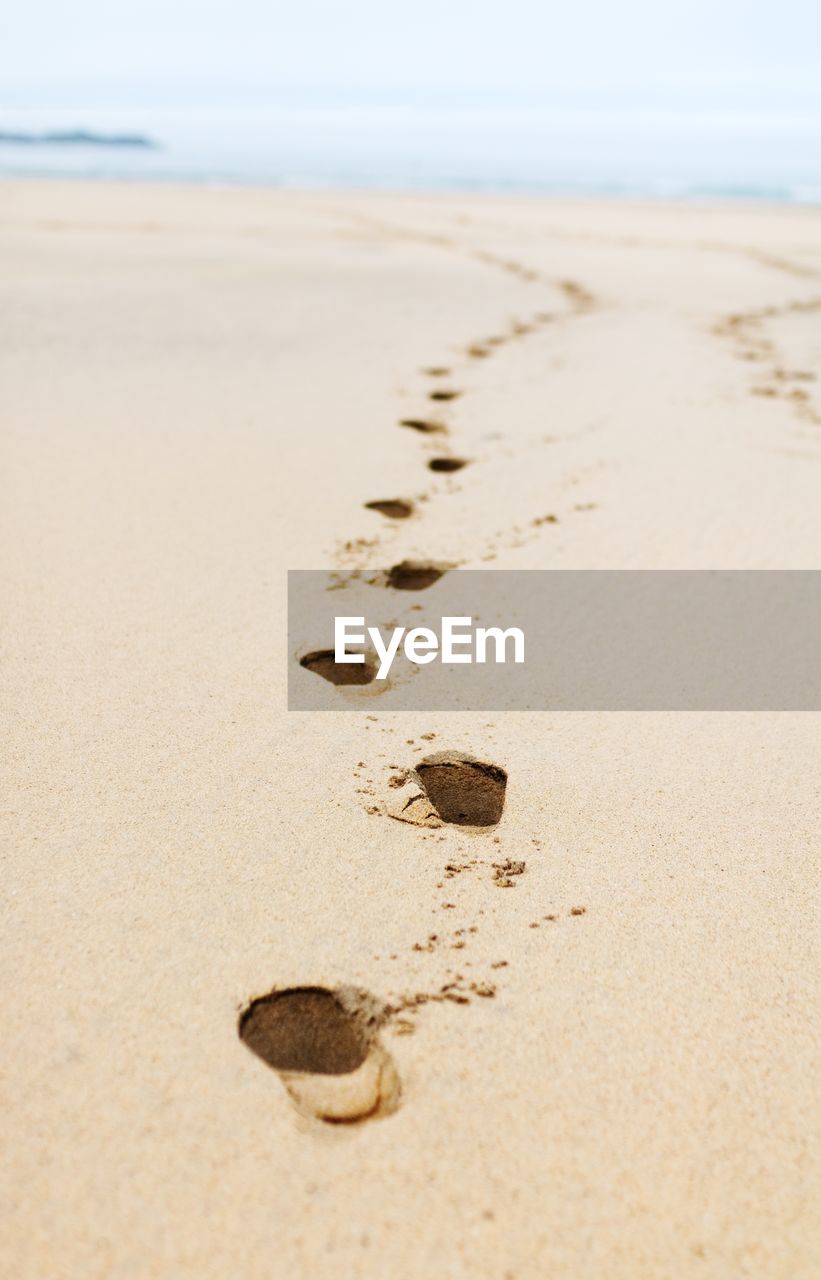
left=1, top=180, right=819, bottom=1278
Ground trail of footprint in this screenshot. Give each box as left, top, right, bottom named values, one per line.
left=261, top=211, right=606, bottom=1119
left=711, top=244, right=821, bottom=283
left=374, top=304, right=578, bottom=557
left=289, top=212, right=594, bottom=1088
left=324, top=209, right=601, bottom=576
left=334, top=208, right=600, bottom=318
left=714, top=296, right=821, bottom=427
left=239, top=986, right=400, bottom=1123
left=391, top=305, right=560, bottom=488
left=435, top=210, right=821, bottom=288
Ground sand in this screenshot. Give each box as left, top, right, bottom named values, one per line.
left=1, top=179, right=819, bottom=1278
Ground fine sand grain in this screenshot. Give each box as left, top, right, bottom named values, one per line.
left=1, top=180, right=819, bottom=1278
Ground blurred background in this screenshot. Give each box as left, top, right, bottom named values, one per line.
left=2, top=0, right=820, bottom=199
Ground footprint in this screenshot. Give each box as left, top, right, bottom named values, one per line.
left=429, top=389, right=461, bottom=402
left=364, top=499, right=414, bottom=519
left=387, top=752, right=508, bottom=828
left=423, top=366, right=451, bottom=377
left=558, top=279, right=597, bottom=310
left=428, top=457, right=468, bottom=473
left=386, top=560, right=448, bottom=590
left=416, top=752, right=507, bottom=827
left=239, top=986, right=399, bottom=1123
left=300, top=650, right=378, bottom=685
left=467, top=343, right=490, bottom=359
left=399, top=417, right=447, bottom=434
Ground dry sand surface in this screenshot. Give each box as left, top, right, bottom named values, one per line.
left=1, top=180, right=819, bottom=1278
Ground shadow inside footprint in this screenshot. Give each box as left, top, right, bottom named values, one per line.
left=364, top=499, right=414, bottom=520
left=429, top=389, right=461, bottom=402
left=240, top=988, right=367, bottom=1074
left=428, top=457, right=468, bottom=473
left=416, top=752, right=507, bottom=827
left=386, top=560, right=448, bottom=590
left=399, top=418, right=447, bottom=434
left=239, top=986, right=399, bottom=1124
left=300, top=650, right=377, bottom=685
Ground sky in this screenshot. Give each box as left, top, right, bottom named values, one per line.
left=3, top=0, right=821, bottom=113
left=2, top=1, right=819, bottom=195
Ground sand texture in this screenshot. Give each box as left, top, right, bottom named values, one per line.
left=1, top=180, right=819, bottom=1278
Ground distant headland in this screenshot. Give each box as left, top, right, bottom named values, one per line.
left=0, top=130, right=159, bottom=149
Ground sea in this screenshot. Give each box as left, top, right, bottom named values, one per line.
left=1, top=102, right=819, bottom=202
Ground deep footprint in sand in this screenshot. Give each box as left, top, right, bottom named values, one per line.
left=386, top=560, right=448, bottom=590
left=239, top=986, right=399, bottom=1123
left=300, top=649, right=378, bottom=685
left=417, top=752, right=507, bottom=826
left=387, top=751, right=508, bottom=828
left=364, top=498, right=415, bottom=520
left=429, top=389, right=461, bottom=402
left=428, top=456, right=468, bottom=473
left=399, top=417, right=447, bottom=434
